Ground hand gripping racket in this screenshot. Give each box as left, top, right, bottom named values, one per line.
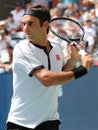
left=49, top=17, right=87, bottom=57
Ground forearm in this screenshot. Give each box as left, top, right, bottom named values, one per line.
left=34, top=66, right=88, bottom=87
left=0, top=62, right=12, bottom=72
left=0, top=62, right=7, bottom=68
left=62, top=58, right=77, bottom=71
left=34, top=68, right=75, bottom=87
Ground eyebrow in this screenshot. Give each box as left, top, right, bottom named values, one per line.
left=21, top=21, right=34, bottom=26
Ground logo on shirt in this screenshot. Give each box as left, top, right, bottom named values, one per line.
left=56, top=54, right=60, bottom=60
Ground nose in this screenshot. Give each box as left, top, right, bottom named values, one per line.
left=23, top=24, right=28, bottom=30
left=23, top=24, right=31, bottom=33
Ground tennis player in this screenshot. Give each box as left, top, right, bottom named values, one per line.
left=6, top=5, right=94, bottom=130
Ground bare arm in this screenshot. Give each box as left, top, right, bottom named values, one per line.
left=0, top=62, right=8, bottom=68
left=0, top=62, right=12, bottom=72
left=34, top=68, right=75, bottom=87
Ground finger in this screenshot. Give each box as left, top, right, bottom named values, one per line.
left=79, top=41, right=85, bottom=49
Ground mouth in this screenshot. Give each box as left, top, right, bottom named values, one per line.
left=26, top=33, right=31, bottom=36
left=25, top=32, right=31, bottom=35
left=25, top=30, right=32, bottom=35
left=25, top=33, right=33, bottom=38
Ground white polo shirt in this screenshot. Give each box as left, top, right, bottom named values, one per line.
left=7, top=39, right=67, bottom=129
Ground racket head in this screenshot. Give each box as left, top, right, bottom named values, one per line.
left=49, top=17, right=85, bottom=43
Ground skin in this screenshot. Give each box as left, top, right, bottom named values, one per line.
left=22, top=15, right=48, bottom=47
left=0, top=62, right=12, bottom=72
left=21, top=15, right=94, bottom=87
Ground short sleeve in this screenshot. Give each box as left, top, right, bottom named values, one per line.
left=13, top=41, right=44, bottom=77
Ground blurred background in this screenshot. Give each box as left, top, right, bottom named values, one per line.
left=0, top=0, right=58, bottom=20
left=0, top=0, right=98, bottom=130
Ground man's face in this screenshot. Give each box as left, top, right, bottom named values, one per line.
left=22, top=15, right=45, bottom=42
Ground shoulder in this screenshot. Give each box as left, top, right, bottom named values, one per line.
left=14, top=39, right=29, bottom=52
left=48, top=39, right=64, bottom=56
left=15, top=39, right=28, bottom=45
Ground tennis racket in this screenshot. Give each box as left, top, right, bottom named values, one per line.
left=49, top=17, right=87, bottom=57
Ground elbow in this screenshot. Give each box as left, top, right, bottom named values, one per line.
left=39, top=74, right=53, bottom=87
left=41, top=79, right=52, bottom=87
left=34, top=69, right=53, bottom=87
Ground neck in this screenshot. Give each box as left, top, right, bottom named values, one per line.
left=30, top=36, right=48, bottom=47
left=30, top=40, right=50, bottom=53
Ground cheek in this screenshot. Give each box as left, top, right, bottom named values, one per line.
left=23, top=27, right=33, bottom=35
left=34, top=27, right=43, bottom=35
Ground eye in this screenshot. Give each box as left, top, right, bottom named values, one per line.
left=28, top=22, right=33, bottom=26
left=22, top=22, right=25, bottom=26
left=21, top=22, right=34, bottom=26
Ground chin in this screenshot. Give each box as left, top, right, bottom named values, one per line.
left=26, top=36, right=31, bottom=41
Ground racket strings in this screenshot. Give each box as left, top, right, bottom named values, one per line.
left=49, top=19, right=84, bottom=43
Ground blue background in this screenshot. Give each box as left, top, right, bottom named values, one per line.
left=59, top=67, right=98, bottom=130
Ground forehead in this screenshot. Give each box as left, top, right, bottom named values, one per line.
left=22, top=15, right=39, bottom=22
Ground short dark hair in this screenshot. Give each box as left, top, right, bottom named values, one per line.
left=24, top=5, right=51, bottom=33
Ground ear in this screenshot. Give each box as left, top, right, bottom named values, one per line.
left=43, top=21, right=49, bottom=30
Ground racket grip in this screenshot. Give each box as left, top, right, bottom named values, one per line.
left=78, top=49, right=87, bottom=57
left=73, top=42, right=87, bottom=57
